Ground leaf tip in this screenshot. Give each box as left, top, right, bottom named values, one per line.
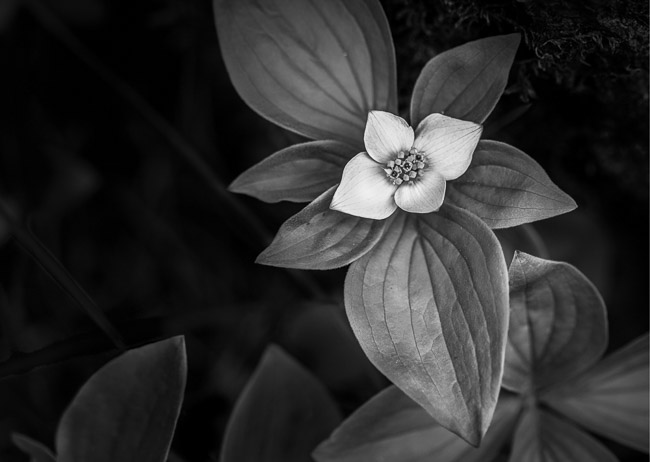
left=254, top=251, right=271, bottom=266
left=227, top=172, right=269, bottom=201
left=460, top=424, right=484, bottom=448
left=255, top=248, right=286, bottom=268
left=261, top=344, right=289, bottom=365
left=169, top=334, right=186, bottom=351
left=227, top=174, right=249, bottom=195
left=566, top=194, right=578, bottom=211
left=504, top=32, right=522, bottom=49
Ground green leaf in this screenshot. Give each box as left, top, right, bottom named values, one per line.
left=410, top=34, right=520, bottom=127
left=56, top=337, right=187, bottom=462
left=221, top=345, right=342, bottom=462
left=229, top=141, right=354, bottom=203
left=257, top=186, right=390, bottom=269
left=214, top=0, right=397, bottom=147
left=509, top=408, right=618, bottom=462
left=542, top=334, right=649, bottom=453
left=445, top=141, right=577, bottom=229
left=503, top=252, right=608, bottom=393
left=344, top=206, right=509, bottom=445
left=313, top=387, right=521, bottom=462
left=11, top=433, right=56, bottom=462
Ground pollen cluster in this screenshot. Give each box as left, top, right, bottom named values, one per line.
left=384, top=148, right=426, bottom=185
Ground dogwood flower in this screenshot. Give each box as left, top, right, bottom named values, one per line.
left=330, top=111, right=483, bottom=220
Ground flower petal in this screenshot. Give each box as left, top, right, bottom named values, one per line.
left=394, top=170, right=446, bottom=214
left=413, top=113, right=482, bottom=180
left=364, top=111, right=414, bottom=163
left=330, top=153, right=398, bottom=220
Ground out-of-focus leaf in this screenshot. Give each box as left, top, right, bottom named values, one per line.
left=56, top=337, right=187, bottom=462
left=344, top=206, right=509, bottom=446
left=229, top=141, right=354, bottom=203
left=446, top=141, right=577, bottom=229
left=220, top=345, right=342, bottom=462
left=314, top=387, right=521, bottom=462
left=509, top=408, right=618, bottom=462
left=503, top=252, right=608, bottom=393
left=482, top=103, right=532, bottom=138
left=542, top=334, right=649, bottom=453
left=41, top=153, right=101, bottom=217
left=257, top=186, right=390, bottom=269
left=167, top=452, right=189, bottom=462
left=214, top=0, right=397, bottom=147
left=495, top=224, right=549, bottom=265
left=0, top=0, right=19, bottom=33
left=410, top=34, right=520, bottom=127
left=282, top=303, right=383, bottom=395
left=11, top=433, right=56, bottom=462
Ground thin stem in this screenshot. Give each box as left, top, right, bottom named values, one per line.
left=25, top=0, right=323, bottom=298
left=0, top=201, right=126, bottom=350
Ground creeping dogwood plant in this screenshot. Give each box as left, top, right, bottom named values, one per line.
left=215, top=0, right=576, bottom=445
left=331, top=111, right=482, bottom=219
left=315, top=253, right=649, bottom=461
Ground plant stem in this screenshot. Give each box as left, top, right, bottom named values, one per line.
left=0, top=201, right=126, bottom=350
left=25, top=0, right=323, bottom=298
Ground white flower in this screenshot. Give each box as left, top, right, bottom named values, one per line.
left=330, top=111, right=483, bottom=220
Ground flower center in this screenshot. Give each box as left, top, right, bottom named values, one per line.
left=384, top=148, right=426, bottom=186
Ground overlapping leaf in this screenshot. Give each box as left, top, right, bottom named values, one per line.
left=214, top=0, right=397, bottom=147
left=446, top=141, right=577, bottom=229
left=503, top=252, right=608, bottom=392
left=56, top=337, right=187, bottom=462
left=314, top=387, right=521, bottom=462
left=229, top=141, right=355, bottom=203
left=257, top=186, right=390, bottom=269
left=495, top=224, right=549, bottom=265
left=509, top=408, right=618, bottom=462
left=11, top=433, right=56, bottom=462
left=410, top=34, right=520, bottom=127
left=220, top=345, right=341, bottom=462
left=542, top=334, right=649, bottom=453
left=344, top=205, right=509, bottom=445
left=281, top=303, right=383, bottom=394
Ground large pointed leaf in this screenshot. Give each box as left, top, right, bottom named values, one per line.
left=542, top=334, right=649, bottom=453
left=344, top=205, right=509, bottom=445
left=214, top=0, right=397, bottom=147
left=314, top=387, right=521, bottom=462
left=220, top=345, right=342, bottom=462
left=509, top=408, right=618, bottom=462
left=446, top=141, right=577, bottom=229
left=503, top=252, right=608, bottom=393
left=229, top=141, right=354, bottom=203
left=56, top=337, right=187, bottom=462
left=410, top=34, right=520, bottom=127
left=257, top=186, right=390, bottom=269
left=11, top=433, right=56, bottom=462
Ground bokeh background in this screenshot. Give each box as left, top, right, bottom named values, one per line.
left=0, top=0, right=647, bottom=460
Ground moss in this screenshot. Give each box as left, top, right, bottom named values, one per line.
left=382, top=0, right=648, bottom=107
left=382, top=0, right=648, bottom=205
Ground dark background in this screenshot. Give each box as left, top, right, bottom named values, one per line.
left=0, top=0, right=647, bottom=460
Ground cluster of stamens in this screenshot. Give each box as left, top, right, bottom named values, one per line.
left=384, top=147, right=426, bottom=186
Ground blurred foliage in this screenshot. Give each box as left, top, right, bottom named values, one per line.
left=0, top=0, right=646, bottom=461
